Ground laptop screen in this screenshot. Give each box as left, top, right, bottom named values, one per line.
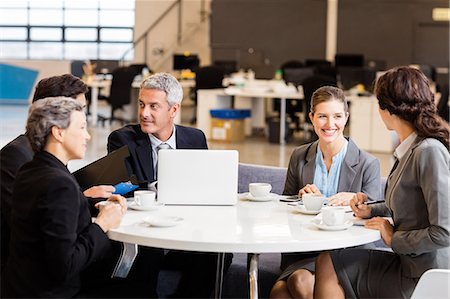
left=157, top=149, right=239, bottom=205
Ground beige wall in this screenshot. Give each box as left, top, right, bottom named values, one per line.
left=134, top=0, right=211, bottom=72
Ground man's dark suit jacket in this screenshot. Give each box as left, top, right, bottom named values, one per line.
left=0, top=134, right=34, bottom=272
left=2, top=151, right=110, bottom=298
left=107, top=124, right=208, bottom=183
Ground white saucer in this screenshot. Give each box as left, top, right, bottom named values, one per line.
left=241, top=192, right=278, bottom=202
left=143, top=216, right=183, bottom=227
left=311, top=218, right=353, bottom=231
left=293, top=205, right=321, bottom=215
left=129, top=202, right=163, bottom=211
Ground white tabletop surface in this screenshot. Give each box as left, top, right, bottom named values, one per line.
left=108, top=199, right=381, bottom=253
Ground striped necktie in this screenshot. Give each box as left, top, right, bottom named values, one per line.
left=155, top=143, right=171, bottom=179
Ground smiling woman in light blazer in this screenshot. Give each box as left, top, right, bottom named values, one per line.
left=271, top=86, right=381, bottom=299
left=314, top=66, right=450, bottom=299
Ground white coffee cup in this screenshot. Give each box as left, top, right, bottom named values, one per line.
left=321, top=207, right=346, bottom=226
left=302, top=194, right=325, bottom=211
left=134, top=190, right=156, bottom=207
left=249, top=183, right=272, bottom=198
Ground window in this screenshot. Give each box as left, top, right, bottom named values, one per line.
left=0, top=0, right=135, bottom=60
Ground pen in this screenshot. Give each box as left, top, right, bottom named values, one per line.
left=355, top=200, right=385, bottom=207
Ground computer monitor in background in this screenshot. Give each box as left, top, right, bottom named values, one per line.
left=91, top=60, right=120, bottom=74
left=334, top=54, right=364, bottom=68
left=173, top=54, right=200, bottom=71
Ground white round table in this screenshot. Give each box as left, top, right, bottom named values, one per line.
left=108, top=199, right=380, bottom=299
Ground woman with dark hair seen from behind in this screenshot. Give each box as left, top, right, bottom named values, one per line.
left=314, top=66, right=449, bottom=299
left=1, top=97, right=127, bottom=298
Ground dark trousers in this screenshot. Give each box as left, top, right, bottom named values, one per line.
left=163, top=251, right=233, bottom=299
left=80, top=243, right=163, bottom=298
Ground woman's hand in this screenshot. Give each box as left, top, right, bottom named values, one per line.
left=350, top=192, right=371, bottom=219
left=364, top=217, right=394, bottom=246
left=94, top=195, right=126, bottom=232
left=105, top=194, right=127, bottom=214
left=83, top=185, right=115, bottom=198
left=298, top=184, right=321, bottom=197
left=328, top=192, right=356, bottom=206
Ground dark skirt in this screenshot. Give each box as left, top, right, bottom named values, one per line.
left=277, top=253, right=318, bottom=281
left=330, top=248, right=419, bottom=299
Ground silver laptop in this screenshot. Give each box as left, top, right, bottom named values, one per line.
left=157, top=149, right=239, bottom=205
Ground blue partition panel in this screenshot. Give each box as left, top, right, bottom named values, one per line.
left=0, top=63, right=39, bottom=104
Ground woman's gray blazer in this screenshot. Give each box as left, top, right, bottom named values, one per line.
left=371, top=137, right=450, bottom=278
left=283, top=137, right=381, bottom=201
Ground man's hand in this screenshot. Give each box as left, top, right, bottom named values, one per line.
left=83, top=185, right=115, bottom=198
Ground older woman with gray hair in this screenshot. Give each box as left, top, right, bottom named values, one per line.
left=1, top=97, right=127, bottom=298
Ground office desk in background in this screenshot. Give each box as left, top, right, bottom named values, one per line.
left=108, top=200, right=380, bottom=299
left=86, top=77, right=111, bottom=126
left=197, top=85, right=303, bottom=145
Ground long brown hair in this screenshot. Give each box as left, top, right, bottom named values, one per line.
left=374, top=66, right=449, bottom=149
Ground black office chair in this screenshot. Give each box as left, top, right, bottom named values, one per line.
left=301, top=75, right=338, bottom=142
left=213, top=60, right=237, bottom=76
left=281, top=60, right=304, bottom=70
left=272, top=60, right=305, bottom=128
left=190, top=65, right=225, bottom=124
left=98, top=66, right=140, bottom=126
left=278, top=64, right=314, bottom=130
left=70, top=60, right=85, bottom=79
left=305, top=59, right=331, bottom=67
left=128, top=63, right=151, bottom=75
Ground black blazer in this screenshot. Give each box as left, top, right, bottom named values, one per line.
left=107, top=124, right=208, bottom=183
left=0, top=134, right=33, bottom=224
left=2, top=151, right=111, bottom=298
left=0, top=134, right=34, bottom=272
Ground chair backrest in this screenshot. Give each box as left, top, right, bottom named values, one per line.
left=108, top=66, right=140, bottom=109
left=128, top=63, right=150, bottom=75
left=410, top=269, right=450, bottom=299
left=283, top=67, right=315, bottom=87
left=70, top=60, right=85, bottom=78
left=213, top=60, right=237, bottom=75
left=195, top=66, right=225, bottom=90
left=305, top=59, right=331, bottom=67
left=281, top=60, right=304, bottom=70
left=238, top=163, right=287, bottom=195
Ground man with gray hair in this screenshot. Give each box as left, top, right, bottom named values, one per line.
left=108, top=73, right=230, bottom=298
left=108, top=72, right=207, bottom=182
